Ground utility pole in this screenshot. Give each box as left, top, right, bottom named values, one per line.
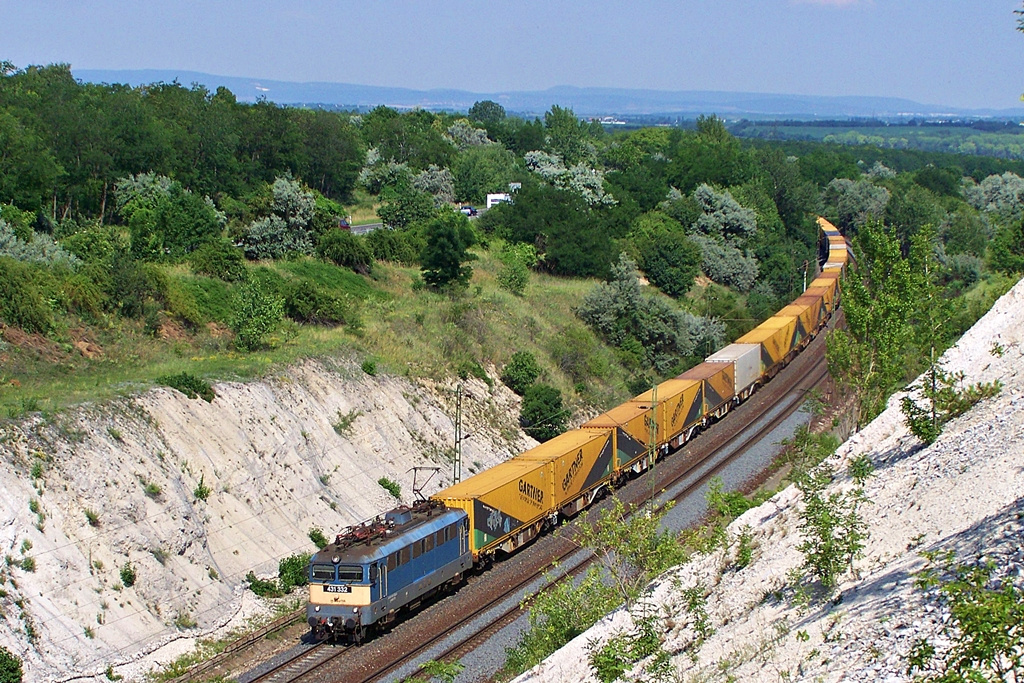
left=454, top=384, right=463, bottom=484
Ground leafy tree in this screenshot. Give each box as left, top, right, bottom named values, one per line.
left=278, top=552, right=312, bottom=593
left=827, top=221, right=916, bottom=424
left=692, top=183, right=758, bottom=241
left=452, top=144, right=520, bottom=204
left=822, top=178, right=890, bottom=233
left=366, top=227, right=420, bottom=264
left=574, top=498, right=687, bottom=605
left=412, top=164, right=456, bottom=207
left=283, top=278, right=356, bottom=326
left=577, top=254, right=723, bottom=374
left=667, top=115, right=751, bottom=193
left=689, top=234, right=759, bottom=292
left=988, top=216, right=1024, bottom=274
left=231, top=275, right=285, bottom=351
left=360, top=106, right=455, bottom=170
left=420, top=212, right=475, bottom=289
left=501, top=351, right=542, bottom=395
left=377, top=180, right=437, bottom=230
left=640, top=229, right=701, bottom=297
left=544, top=105, right=593, bottom=166
left=0, top=257, right=53, bottom=333
left=519, top=383, right=568, bottom=441
left=241, top=177, right=317, bottom=259
left=189, top=238, right=246, bottom=282
left=468, top=100, right=506, bottom=125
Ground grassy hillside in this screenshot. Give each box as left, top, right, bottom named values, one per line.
left=0, top=244, right=635, bottom=421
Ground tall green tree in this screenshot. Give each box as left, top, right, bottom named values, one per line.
left=420, top=212, right=475, bottom=289
left=826, top=221, right=916, bottom=424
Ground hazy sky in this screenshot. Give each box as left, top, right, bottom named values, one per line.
left=2, top=0, right=1022, bottom=110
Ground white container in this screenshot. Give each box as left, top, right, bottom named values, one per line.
left=706, top=343, right=761, bottom=395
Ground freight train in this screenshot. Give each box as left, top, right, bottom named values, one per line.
left=306, top=218, right=849, bottom=643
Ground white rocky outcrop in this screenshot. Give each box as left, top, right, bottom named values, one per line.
left=0, top=358, right=533, bottom=681
left=516, top=276, right=1024, bottom=683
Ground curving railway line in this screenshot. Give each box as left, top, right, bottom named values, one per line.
left=243, top=309, right=838, bottom=682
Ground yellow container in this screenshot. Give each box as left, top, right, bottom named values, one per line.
left=777, top=300, right=818, bottom=343
left=679, top=362, right=734, bottom=414
left=738, top=316, right=798, bottom=371
left=632, top=378, right=703, bottom=446
left=517, top=429, right=614, bottom=511
left=433, top=458, right=552, bottom=557
left=582, top=403, right=653, bottom=471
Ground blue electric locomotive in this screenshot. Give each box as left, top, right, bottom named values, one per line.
left=306, top=501, right=471, bottom=642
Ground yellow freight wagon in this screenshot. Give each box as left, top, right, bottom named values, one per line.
left=776, top=300, right=818, bottom=348
left=582, top=403, right=653, bottom=476
left=737, top=316, right=798, bottom=375
left=432, top=458, right=553, bottom=560
left=517, top=429, right=614, bottom=517
left=632, top=378, right=703, bottom=450
left=678, top=362, right=735, bottom=418
left=803, top=283, right=836, bottom=318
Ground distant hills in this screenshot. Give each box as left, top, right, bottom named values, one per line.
left=74, top=69, right=1024, bottom=120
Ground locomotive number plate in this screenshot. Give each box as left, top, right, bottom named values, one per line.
left=325, top=585, right=352, bottom=593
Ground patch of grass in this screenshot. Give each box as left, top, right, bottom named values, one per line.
left=85, top=508, right=100, bottom=527
left=378, top=477, right=401, bottom=500
left=173, top=611, right=198, bottom=629
left=333, top=408, right=361, bottom=436
left=276, top=258, right=376, bottom=300
left=157, top=372, right=215, bottom=402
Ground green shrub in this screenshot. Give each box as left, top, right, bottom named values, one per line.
left=0, top=645, right=23, bottom=683
left=0, top=257, right=53, bottom=333
left=308, top=527, right=329, bottom=548
left=84, top=509, right=100, bottom=527
left=193, top=474, right=212, bottom=502
left=157, top=372, right=215, bottom=402
left=120, top=562, right=136, bottom=587
left=317, top=229, right=374, bottom=274
left=501, top=351, right=542, bottom=395
left=520, top=384, right=568, bottom=442
left=278, top=553, right=311, bottom=593
left=361, top=359, right=377, bottom=376
left=333, top=408, right=361, bottom=436
left=284, top=278, right=357, bottom=326
left=189, top=239, right=247, bottom=282
left=378, top=477, right=401, bottom=500
left=366, top=227, right=419, bottom=264
left=245, top=571, right=281, bottom=598
left=230, top=276, right=284, bottom=352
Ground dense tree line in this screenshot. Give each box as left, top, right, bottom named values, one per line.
left=2, top=61, right=1023, bottom=378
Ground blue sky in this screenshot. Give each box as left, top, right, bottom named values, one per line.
left=2, top=0, right=1022, bottom=110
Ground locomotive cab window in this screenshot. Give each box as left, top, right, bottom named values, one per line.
left=424, top=534, right=434, bottom=553
left=311, top=564, right=335, bottom=581
left=369, top=564, right=379, bottom=582
left=387, top=552, right=398, bottom=571
left=337, top=565, right=363, bottom=582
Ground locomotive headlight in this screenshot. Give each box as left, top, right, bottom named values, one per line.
left=314, top=606, right=320, bottom=612
left=353, top=607, right=359, bottom=613
left=332, top=556, right=340, bottom=564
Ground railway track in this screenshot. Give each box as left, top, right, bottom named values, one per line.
left=246, top=319, right=836, bottom=683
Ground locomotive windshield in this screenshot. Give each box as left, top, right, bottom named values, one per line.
left=337, top=565, right=364, bottom=582
left=311, top=564, right=335, bottom=581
